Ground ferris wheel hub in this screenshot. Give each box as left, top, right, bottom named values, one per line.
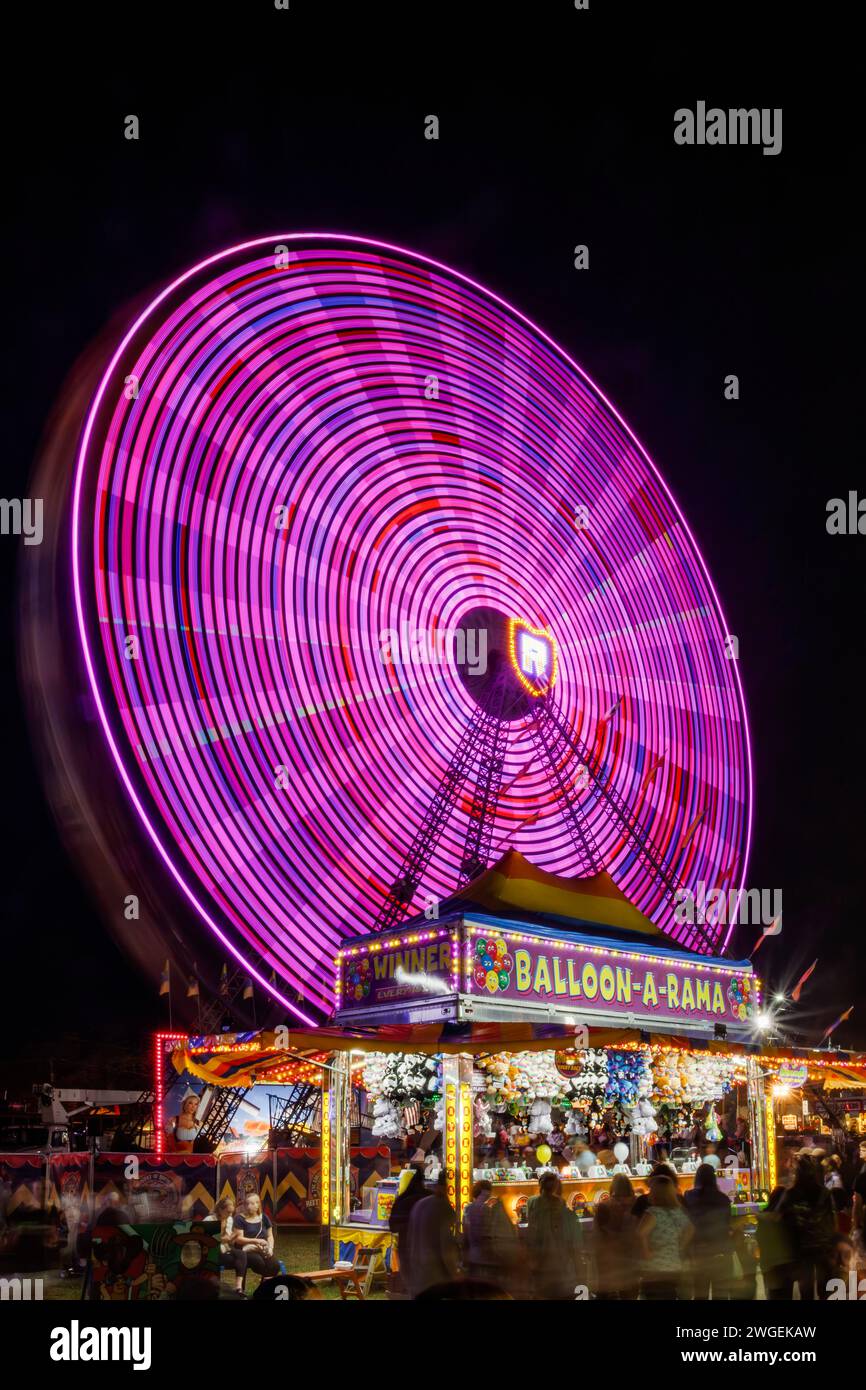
left=455, top=606, right=558, bottom=721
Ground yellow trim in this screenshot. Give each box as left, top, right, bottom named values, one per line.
left=765, top=1092, right=777, bottom=1191
left=320, top=1073, right=331, bottom=1226
left=331, top=1226, right=394, bottom=1250
left=444, top=1080, right=457, bottom=1210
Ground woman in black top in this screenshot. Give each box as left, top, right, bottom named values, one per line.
left=232, top=1192, right=280, bottom=1291
left=206, top=1194, right=248, bottom=1294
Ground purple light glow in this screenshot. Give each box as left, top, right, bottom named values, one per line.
left=72, top=234, right=753, bottom=1016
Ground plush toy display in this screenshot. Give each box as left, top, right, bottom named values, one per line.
left=433, top=1094, right=446, bottom=1135
left=569, top=1049, right=608, bottom=1098
left=628, top=1096, right=659, bottom=1139
left=360, top=1044, right=743, bottom=1158
left=528, top=1096, right=554, bottom=1137
left=653, top=1051, right=740, bottom=1104
left=477, top=1051, right=575, bottom=1113
left=604, top=1049, right=651, bottom=1106
left=600, top=1047, right=658, bottom=1138
left=568, top=1049, right=609, bottom=1138
left=564, top=1109, right=587, bottom=1138
left=362, top=1052, right=442, bottom=1139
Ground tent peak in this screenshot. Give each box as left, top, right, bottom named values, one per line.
left=439, top=848, right=664, bottom=941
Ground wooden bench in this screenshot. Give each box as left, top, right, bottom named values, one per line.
left=295, top=1266, right=367, bottom=1298
left=297, top=1247, right=381, bottom=1300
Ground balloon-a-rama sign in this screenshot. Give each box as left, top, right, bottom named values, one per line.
left=338, top=926, right=760, bottom=1031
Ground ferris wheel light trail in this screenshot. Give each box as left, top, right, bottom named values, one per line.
left=71, top=234, right=752, bottom=1019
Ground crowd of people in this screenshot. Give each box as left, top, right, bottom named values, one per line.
left=384, top=1136, right=866, bottom=1300
left=3, top=1134, right=864, bottom=1301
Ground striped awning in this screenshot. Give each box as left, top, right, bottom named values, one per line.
left=822, top=1066, right=866, bottom=1091
left=172, top=1031, right=329, bottom=1088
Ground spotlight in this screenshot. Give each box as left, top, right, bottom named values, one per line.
left=755, top=1011, right=773, bottom=1030
left=774, top=993, right=786, bottom=1004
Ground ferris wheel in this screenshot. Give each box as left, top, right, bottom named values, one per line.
left=71, top=234, right=751, bottom=1023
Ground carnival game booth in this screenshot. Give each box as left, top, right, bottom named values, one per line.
left=303, top=1022, right=773, bottom=1272
left=815, top=1060, right=866, bottom=1138
left=763, top=1052, right=866, bottom=1187
left=317, top=853, right=773, bottom=1266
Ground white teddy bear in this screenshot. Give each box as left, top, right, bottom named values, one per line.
left=371, top=1095, right=402, bottom=1139
left=628, top=1096, right=659, bottom=1137
left=564, top=1110, right=586, bottom=1138
left=529, top=1097, right=553, bottom=1136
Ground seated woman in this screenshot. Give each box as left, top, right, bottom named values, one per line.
left=208, top=1195, right=247, bottom=1295
left=231, top=1192, right=280, bottom=1291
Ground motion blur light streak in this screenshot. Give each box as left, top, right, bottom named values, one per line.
left=71, top=234, right=752, bottom=1019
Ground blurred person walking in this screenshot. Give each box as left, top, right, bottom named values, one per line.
left=592, top=1173, right=639, bottom=1300
left=755, top=1187, right=796, bottom=1299
left=778, top=1153, right=836, bottom=1300
left=637, top=1172, right=692, bottom=1299
left=388, top=1165, right=427, bottom=1297
left=852, top=1139, right=866, bottom=1237
left=406, top=1172, right=460, bottom=1298
left=684, top=1162, right=733, bottom=1300
left=823, top=1154, right=844, bottom=1191
left=462, top=1179, right=520, bottom=1292
left=526, top=1172, right=583, bottom=1300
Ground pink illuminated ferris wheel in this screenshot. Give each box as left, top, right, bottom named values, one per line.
left=72, top=235, right=752, bottom=1022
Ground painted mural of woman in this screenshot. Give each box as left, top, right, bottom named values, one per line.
left=166, top=1093, right=202, bottom=1153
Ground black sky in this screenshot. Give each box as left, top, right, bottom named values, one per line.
left=2, top=9, right=864, bottom=1085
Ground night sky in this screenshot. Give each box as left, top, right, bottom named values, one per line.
left=2, top=13, right=863, bottom=1090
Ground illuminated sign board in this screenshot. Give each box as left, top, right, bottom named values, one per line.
left=336, top=922, right=759, bottom=1038
left=777, top=1064, right=808, bottom=1088
left=467, top=931, right=758, bottom=1029
left=338, top=932, right=456, bottom=1008
left=508, top=619, right=557, bottom=696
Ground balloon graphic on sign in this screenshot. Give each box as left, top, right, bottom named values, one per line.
left=474, top=938, right=513, bottom=994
